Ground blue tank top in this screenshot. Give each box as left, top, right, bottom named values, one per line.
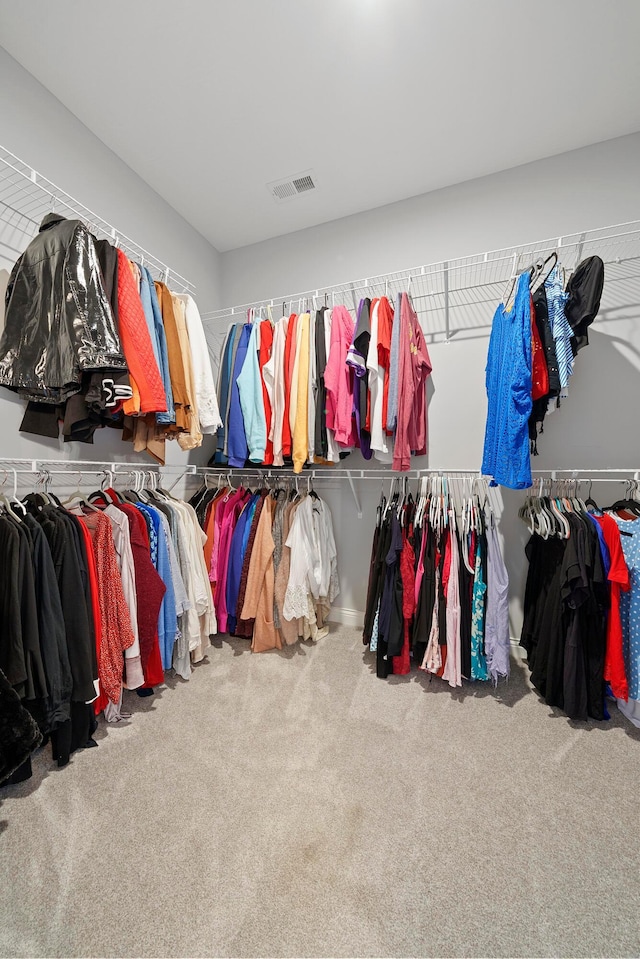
left=482, top=272, right=532, bottom=489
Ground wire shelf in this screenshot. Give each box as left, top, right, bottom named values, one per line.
left=0, top=144, right=195, bottom=293
left=201, top=220, right=640, bottom=341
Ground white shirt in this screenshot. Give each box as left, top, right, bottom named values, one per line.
left=177, top=293, right=222, bottom=433
left=367, top=299, right=393, bottom=463
left=283, top=495, right=339, bottom=622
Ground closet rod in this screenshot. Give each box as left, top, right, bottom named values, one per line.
left=193, top=466, right=498, bottom=518
left=0, top=457, right=197, bottom=476
left=531, top=468, right=640, bottom=475
left=0, top=144, right=196, bottom=293
left=194, top=466, right=484, bottom=480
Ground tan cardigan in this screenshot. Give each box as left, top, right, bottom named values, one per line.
left=274, top=500, right=301, bottom=645
left=241, top=496, right=281, bottom=652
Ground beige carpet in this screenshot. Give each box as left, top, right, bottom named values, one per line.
left=1, top=626, right=640, bottom=959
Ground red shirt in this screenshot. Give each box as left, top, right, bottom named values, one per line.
left=530, top=294, right=549, bottom=401
left=81, top=512, right=136, bottom=706
left=115, top=501, right=166, bottom=688
left=392, top=527, right=415, bottom=676
left=595, top=513, right=630, bottom=700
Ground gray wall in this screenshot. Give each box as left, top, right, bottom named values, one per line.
left=0, top=47, right=222, bottom=466
left=220, top=134, right=640, bottom=633
left=221, top=133, right=640, bottom=305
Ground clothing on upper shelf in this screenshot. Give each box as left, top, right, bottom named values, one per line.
left=362, top=479, right=509, bottom=687
left=0, top=215, right=219, bottom=462
left=482, top=257, right=604, bottom=489
left=189, top=479, right=339, bottom=652
left=210, top=294, right=432, bottom=474
left=482, top=271, right=532, bottom=490
left=0, top=478, right=215, bottom=785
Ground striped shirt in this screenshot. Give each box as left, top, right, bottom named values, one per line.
left=545, top=265, right=573, bottom=394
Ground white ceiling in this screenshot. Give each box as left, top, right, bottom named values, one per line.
left=1, top=0, right=640, bottom=253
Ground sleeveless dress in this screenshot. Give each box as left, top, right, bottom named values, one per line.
left=482, top=271, right=533, bottom=489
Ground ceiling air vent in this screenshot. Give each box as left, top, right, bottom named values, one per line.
left=292, top=175, right=315, bottom=193
left=267, top=170, right=317, bottom=203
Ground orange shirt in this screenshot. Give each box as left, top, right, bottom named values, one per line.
left=116, top=250, right=167, bottom=415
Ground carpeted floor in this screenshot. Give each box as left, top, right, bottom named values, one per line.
left=1, top=626, right=640, bottom=959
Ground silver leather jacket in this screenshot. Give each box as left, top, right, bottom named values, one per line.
left=0, top=213, right=126, bottom=403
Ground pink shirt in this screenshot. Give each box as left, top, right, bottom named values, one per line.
left=392, top=293, right=432, bottom=471
left=214, top=489, right=249, bottom=631
left=324, top=305, right=357, bottom=447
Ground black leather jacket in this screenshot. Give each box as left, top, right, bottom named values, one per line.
left=0, top=214, right=127, bottom=403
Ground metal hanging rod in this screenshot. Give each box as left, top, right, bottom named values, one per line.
left=191, top=465, right=493, bottom=519
left=200, top=218, right=640, bottom=343
left=531, top=468, right=640, bottom=475
left=0, top=457, right=197, bottom=475
left=0, top=144, right=196, bottom=294
left=193, top=466, right=484, bottom=480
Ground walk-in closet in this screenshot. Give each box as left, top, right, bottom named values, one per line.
left=1, top=3, right=640, bottom=958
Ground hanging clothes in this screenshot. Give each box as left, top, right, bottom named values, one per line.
left=482, top=271, right=533, bottom=490
left=325, top=305, right=356, bottom=448
left=520, top=502, right=611, bottom=721
left=0, top=215, right=219, bottom=455
left=176, top=293, right=222, bottom=434
left=363, top=477, right=504, bottom=689
left=196, top=481, right=339, bottom=653
left=392, top=292, right=432, bottom=472
left=346, top=298, right=372, bottom=459
left=216, top=291, right=429, bottom=474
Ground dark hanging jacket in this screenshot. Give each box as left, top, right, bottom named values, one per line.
left=346, top=298, right=372, bottom=458
left=0, top=213, right=127, bottom=404
left=565, top=255, right=604, bottom=356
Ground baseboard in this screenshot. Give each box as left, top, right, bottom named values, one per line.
left=328, top=606, right=365, bottom=629
left=510, top=638, right=527, bottom=660
left=327, top=615, right=527, bottom=653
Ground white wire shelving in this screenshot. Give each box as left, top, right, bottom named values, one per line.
left=0, top=144, right=195, bottom=293
left=201, top=219, right=640, bottom=342
left=0, top=457, right=196, bottom=486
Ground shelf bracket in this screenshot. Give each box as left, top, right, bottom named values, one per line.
left=444, top=260, right=450, bottom=343
left=346, top=470, right=362, bottom=519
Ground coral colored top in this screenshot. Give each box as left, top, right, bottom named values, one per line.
left=115, top=249, right=166, bottom=416
left=80, top=512, right=135, bottom=705
left=392, top=293, right=432, bottom=472
left=376, top=296, right=394, bottom=432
